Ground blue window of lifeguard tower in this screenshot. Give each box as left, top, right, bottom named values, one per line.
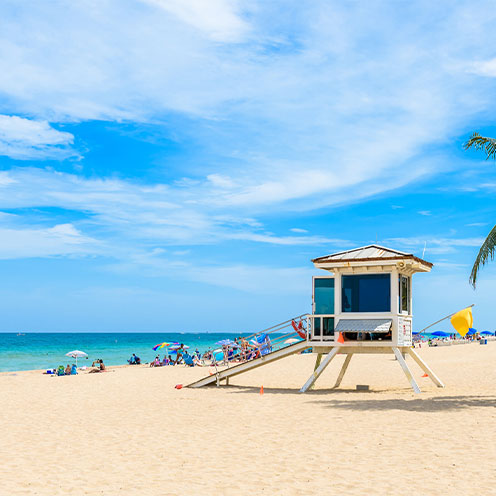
left=342, top=274, right=390, bottom=312
left=313, top=278, right=335, bottom=337
left=314, top=278, right=334, bottom=314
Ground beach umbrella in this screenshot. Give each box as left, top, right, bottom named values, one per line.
left=65, top=350, right=88, bottom=367
left=284, top=338, right=300, bottom=344
left=467, top=328, right=477, bottom=335
left=169, top=344, right=189, bottom=350
left=431, top=331, right=450, bottom=337
left=480, top=331, right=493, bottom=335
left=215, top=339, right=236, bottom=346
left=152, top=342, right=170, bottom=351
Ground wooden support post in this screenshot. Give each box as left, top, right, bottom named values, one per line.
left=408, top=348, right=444, bottom=388
left=300, top=347, right=339, bottom=393
left=309, top=353, right=323, bottom=391
left=393, top=347, right=421, bottom=394
left=333, top=353, right=353, bottom=389
left=225, top=377, right=230, bottom=386
left=314, top=353, right=323, bottom=370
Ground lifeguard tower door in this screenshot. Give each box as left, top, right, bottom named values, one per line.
left=312, top=276, right=335, bottom=341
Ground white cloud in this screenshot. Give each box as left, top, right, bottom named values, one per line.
left=468, top=58, right=496, bottom=77
left=230, top=232, right=344, bottom=245
left=0, top=222, right=99, bottom=259
left=0, top=115, right=75, bottom=159
left=0, top=1, right=493, bottom=217
left=190, top=264, right=310, bottom=293
left=141, top=0, right=249, bottom=42
left=0, top=167, right=344, bottom=258
left=1, top=2, right=496, bottom=266
left=387, top=236, right=484, bottom=256
left=290, top=228, right=308, bottom=233
left=418, top=210, right=431, bottom=216
left=0, top=171, right=16, bottom=186
left=108, top=248, right=313, bottom=293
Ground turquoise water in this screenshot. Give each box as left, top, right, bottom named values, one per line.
left=0, top=333, right=238, bottom=372
left=1, top=331, right=478, bottom=373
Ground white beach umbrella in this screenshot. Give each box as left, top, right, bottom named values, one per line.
left=65, top=350, right=88, bottom=367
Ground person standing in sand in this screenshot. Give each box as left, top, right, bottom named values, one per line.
left=174, top=344, right=185, bottom=365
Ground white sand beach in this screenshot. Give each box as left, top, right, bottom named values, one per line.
left=1, top=342, right=496, bottom=495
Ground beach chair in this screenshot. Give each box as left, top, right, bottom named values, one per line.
left=71, top=364, right=77, bottom=375
left=57, top=365, right=65, bottom=376
left=183, top=354, right=195, bottom=367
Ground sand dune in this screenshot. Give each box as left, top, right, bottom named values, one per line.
left=1, top=342, right=496, bottom=495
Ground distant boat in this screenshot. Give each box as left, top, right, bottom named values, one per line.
left=17, top=332, right=25, bottom=336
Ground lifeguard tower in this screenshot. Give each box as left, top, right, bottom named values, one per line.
left=187, top=245, right=444, bottom=393
left=301, top=244, right=444, bottom=393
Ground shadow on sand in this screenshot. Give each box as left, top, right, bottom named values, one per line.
left=306, top=395, right=496, bottom=412
left=219, top=385, right=496, bottom=412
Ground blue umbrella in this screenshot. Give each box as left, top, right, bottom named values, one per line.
left=480, top=331, right=493, bottom=335
left=431, top=331, right=451, bottom=337
left=467, top=328, right=477, bottom=335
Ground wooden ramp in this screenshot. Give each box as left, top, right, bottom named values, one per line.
left=186, top=340, right=310, bottom=388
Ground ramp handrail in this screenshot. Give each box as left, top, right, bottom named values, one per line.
left=210, top=313, right=311, bottom=368
left=187, top=340, right=311, bottom=388
left=239, top=313, right=309, bottom=342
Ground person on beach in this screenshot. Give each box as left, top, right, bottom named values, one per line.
left=182, top=351, right=194, bottom=367
left=65, top=364, right=71, bottom=375
left=240, top=337, right=251, bottom=361
left=89, top=359, right=106, bottom=373
left=192, top=354, right=202, bottom=366
left=174, top=344, right=185, bottom=365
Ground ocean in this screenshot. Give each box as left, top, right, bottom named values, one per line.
left=0, top=332, right=238, bottom=372
left=0, top=331, right=466, bottom=373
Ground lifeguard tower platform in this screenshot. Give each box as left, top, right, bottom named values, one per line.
left=187, top=245, right=444, bottom=393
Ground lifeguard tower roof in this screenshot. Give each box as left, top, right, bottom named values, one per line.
left=312, top=244, right=432, bottom=273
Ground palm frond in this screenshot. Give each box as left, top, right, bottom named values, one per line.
left=464, top=132, right=496, bottom=160
left=470, top=224, right=496, bottom=287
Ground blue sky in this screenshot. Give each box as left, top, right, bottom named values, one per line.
left=1, top=0, right=496, bottom=332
